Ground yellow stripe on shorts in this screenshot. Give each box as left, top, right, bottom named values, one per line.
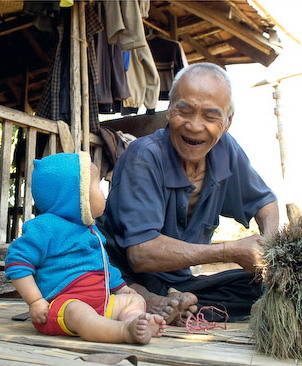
left=57, top=299, right=80, bottom=336
left=104, top=295, right=115, bottom=319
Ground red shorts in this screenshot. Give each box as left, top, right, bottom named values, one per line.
left=33, top=271, right=115, bottom=336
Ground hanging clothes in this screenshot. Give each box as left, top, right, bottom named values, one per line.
left=122, top=42, right=160, bottom=115
left=102, top=0, right=148, bottom=51
left=35, top=11, right=70, bottom=122
left=147, top=36, right=188, bottom=100
left=95, top=2, right=131, bottom=113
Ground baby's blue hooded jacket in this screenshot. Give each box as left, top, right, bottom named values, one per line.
left=5, top=152, right=125, bottom=300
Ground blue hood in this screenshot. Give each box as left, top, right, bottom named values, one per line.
left=31, top=152, right=93, bottom=225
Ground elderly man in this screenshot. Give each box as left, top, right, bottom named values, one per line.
left=103, top=62, right=279, bottom=323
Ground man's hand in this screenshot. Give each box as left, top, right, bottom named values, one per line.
left=29, top=298, right=49, bottom=324
left=115, top=285, right=137, bottom=295
left=227, top=234, right=265, bottom=274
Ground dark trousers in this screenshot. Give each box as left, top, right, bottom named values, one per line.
left=131, top=269, right=262, bottom=321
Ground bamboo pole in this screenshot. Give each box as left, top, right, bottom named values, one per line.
left=79, top=1, right=90, bottom=152
left=273, top=82, right=286, bottom=178
left=70, top=3, right=82, bottom=152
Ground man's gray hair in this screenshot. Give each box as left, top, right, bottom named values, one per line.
left=169, top=62, right=235, bottom=115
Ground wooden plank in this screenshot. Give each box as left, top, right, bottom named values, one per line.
left=0, top=121, right=13, bottom=244
left=0, top=340, right=166, bottom=366
left=0, top=341, right=122, bottom=366
left=0, top=301, right=296, bottom=366
left=57, top=120, right=74, bottom=153
left=0, top=105, right=58, bottom=134
left=70, top=3, right=82, bottom=153
left=23, top=127, right=36, bottom=222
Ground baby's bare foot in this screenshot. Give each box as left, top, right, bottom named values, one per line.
left=148, top=313, right=166, bottom=337
left=125, top=313, right=165, bottom=344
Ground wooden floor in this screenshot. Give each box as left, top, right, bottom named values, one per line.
left=0, top=299, right=299, bottom=366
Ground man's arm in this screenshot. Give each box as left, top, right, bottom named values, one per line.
left=127, top=200, right=279, bottom=275
left=254, top=200, right=279, bottom=236
left=127, top=234, right=263, bottom=274
left=127, top=235, right=224, bottom=273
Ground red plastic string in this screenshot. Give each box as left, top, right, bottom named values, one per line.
left=184, top=306, right=229, bottom=333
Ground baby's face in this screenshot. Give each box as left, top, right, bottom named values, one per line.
left=89, top=163, right=106, bottom=218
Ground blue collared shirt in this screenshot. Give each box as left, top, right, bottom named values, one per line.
left=105, top=127, right=276, bottom=283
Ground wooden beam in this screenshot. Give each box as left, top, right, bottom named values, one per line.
left=221, top=56, right=251, bottom=64
left=177, top=20, right=210, bottom=36
left=180, top=33, right=225, bottom=68
left=228, top=37, right=277, bottom=66
left=22, top=69, right=34, bottom=115
left=21, top=28, right=51, bottom=64
left=193, top=28, right=221, bottom=40
left=143, top=19, right=170, bottom=37
left=0, top=67, right=50, bottom=85
left=189, top=41, right=234, bottom=56
left=167, top=1, right=277, bottom=55
left=6, top=80, right=21, bottom=105
left=169, top=13, right=178, bottom=40
left=0, top=21, right=33, bottom=37
left=149, top=4, right=169, bottom=25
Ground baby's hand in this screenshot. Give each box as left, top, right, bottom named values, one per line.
left=115, top=285, right=137, bottom=295
left=29, top=298, right=49, bottom=324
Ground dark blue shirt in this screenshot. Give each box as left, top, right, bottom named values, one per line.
left=105, top=127, right=276, bottom=283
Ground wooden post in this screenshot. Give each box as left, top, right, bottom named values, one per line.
left=0, top=121, right=13, bottom=244
left=79, top=1, right=90, bottom=152
left=70, top=3, right=82, bottom=152
left=23, top=127, right=36, bottom=222
left=170, top=13, right=178, bottom=41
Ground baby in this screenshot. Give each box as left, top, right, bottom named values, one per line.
left=5, top=152, right=165, bottom=344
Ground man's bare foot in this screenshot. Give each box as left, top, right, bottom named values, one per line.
left=167, top=291, right=198, bottom=326
left=125, top=313, right=166, bottom=344
left=129, top=284, right=197, bottom=325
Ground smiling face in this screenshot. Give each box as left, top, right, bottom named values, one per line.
left=167, top=72, right=232, bottom=167
left=89, top=163, right=106, bottom=219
